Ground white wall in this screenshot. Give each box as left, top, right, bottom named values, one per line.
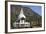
left=0, top=0, right=46, bottom=34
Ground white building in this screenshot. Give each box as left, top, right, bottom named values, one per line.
left=13, top=8, right=30, bottom=28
